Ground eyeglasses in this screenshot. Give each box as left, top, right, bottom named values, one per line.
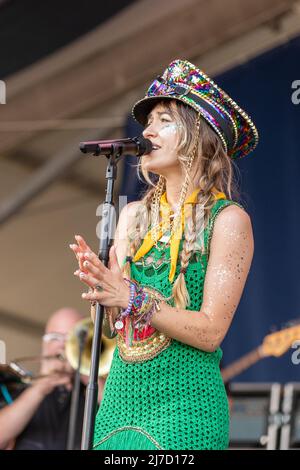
left=42, top=332, right=67, bottom=343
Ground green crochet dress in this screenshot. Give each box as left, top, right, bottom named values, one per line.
left=93, top=198, right=242, bottom=450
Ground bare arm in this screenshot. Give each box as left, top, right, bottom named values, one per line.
left=0, top=374, right=71, bottom=449
left=150, top=205, right=254, bottom=352
left=77, top=203, right=254, bottom=351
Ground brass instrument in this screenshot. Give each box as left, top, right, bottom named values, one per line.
left=65, top=317, right=116, bottom=378
left=1, top=354, right=66, bottom=385
left=2, top=318, right=116, bottom=384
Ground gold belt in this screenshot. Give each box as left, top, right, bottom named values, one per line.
left=117, top=329, right=172, bottom=363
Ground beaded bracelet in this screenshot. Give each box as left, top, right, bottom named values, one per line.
left=133, top=293, right=162, bottom=329
left=114, top=279, right=137, bottom=331
left=125, top=296, right=161, bottom=347
left=133, top=292, right=152, bottom=320
left=120, top=282, right=136, bottom=318
left=130, top=289, right=148, bottom=316
left=113, top=277, right=164, bottom=346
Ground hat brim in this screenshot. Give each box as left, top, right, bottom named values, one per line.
left=132, top=96, right=193, bottom=127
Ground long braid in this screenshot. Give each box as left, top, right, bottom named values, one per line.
left=150, top=175, right=166, bottom=242
left=194, top=191, right=208, bottom=254
left=121, top=178, right=166, bottom=279
left=171, top=113, right=202, bottom=308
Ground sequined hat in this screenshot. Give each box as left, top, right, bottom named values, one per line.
left=132, top=59, right=259, bottom=159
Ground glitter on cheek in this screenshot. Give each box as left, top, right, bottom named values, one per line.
left=158, top=123, right=182, bottom=138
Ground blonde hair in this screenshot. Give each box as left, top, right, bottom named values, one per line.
left=122, top=99, right=240, bottom=309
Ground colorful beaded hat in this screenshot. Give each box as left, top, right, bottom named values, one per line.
left=132, top=59, right=259, bottom=159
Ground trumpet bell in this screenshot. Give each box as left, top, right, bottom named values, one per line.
left=65, top=317, right=116, bottom=378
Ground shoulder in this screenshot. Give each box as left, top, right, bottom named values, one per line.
left=114, top=201, right=146, bottom=260
left=210, top=203, right=254, bottom=254
left=120, top=200, right=144, bottom=216
left=213, top=203, right=252, bottom=231
left=118, top=200, right=145, bottom=228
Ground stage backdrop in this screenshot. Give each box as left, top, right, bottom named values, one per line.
left=120, top=35, right=300, bottom=383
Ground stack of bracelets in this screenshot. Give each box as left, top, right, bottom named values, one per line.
left=112, top=278, right=163, bottom=347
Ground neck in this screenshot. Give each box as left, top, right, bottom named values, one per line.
left=165, top=180, right=197, bottom=212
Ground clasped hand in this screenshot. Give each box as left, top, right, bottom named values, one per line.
left=70, top=235, right=129, bottom=309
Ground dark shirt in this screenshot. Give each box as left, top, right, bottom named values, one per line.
left=14, top=384, right=85, bottom=450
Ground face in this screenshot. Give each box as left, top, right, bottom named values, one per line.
left=41, top=312, right=82, bottom=376
left=41, top=332, right=71, bottom=376
left=142, top=102, right=183, bottom=177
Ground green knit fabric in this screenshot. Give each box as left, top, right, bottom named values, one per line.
left=93, top=198, right=243, bottom=450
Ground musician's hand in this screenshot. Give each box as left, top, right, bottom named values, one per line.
left=32, top=372, right=72, bottom=398
left=70, top=235, right=130, bottom=309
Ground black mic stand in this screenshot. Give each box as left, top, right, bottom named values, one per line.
left=67, top=327, right=88, bottom=450
left=80, top=144, right=122, bottom=450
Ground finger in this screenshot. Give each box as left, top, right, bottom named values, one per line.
left=84, top=253, right=109, bottom=280
left=78, top=271, right=103, bottom=290
left=51, top=376, right=72, bottom=387
left=51, top=371, right=72, bottom=379
left=69, top=244, right=87, bottom=272
left=69, top=244, right=80, bottom=263
left=75, top=235, right=92, bottom=252
left=51, top=372, right=70, bottom=381
left=78, top=252, right=89, bottom=272
left=81, top=288, right=104, bottom=302
left=69, top=242, right=81, bottom=259
left=83, top=250, right=104, bottom=269
left=82, top=260, right=102, bottom=277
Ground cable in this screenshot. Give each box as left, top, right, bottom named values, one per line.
left=0, top=384, right=13, bottom=405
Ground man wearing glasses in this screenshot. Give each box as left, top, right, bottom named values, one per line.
left=0, top=307, right=87, bottom=450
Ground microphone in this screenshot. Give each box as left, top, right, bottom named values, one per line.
left=79, top=136, right=152, bottom=157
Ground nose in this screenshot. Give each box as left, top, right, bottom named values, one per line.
left=143, top=121, right=158, bottom=139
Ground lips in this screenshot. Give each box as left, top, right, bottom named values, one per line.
left=150, top=143, right=161, bottom=151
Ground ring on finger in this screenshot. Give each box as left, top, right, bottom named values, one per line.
left=94, top=284, right=104, bottom=292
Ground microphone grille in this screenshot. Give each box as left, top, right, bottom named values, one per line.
left=136, top=136, right=152, bottom=156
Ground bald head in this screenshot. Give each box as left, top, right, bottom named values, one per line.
left=40, top=308, right=86, bottom=374
left=45, top=307, right=85, bottom=336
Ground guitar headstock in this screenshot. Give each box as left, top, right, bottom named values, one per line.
left=262, top=324, right=300, bottom=357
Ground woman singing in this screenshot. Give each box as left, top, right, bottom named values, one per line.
left=70, top=59, right=259, bottom=450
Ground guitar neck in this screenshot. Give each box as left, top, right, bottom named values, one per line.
left=221, top=346, right=264, bottom=383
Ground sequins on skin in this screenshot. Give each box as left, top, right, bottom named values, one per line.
left=163, top=205, right=253, bottom=352
left=195, top=206, right=253, bottom=349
